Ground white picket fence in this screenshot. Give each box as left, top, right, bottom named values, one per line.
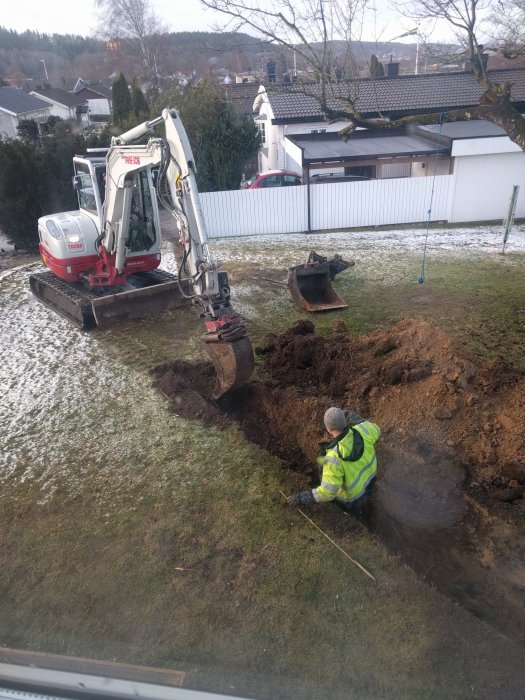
left=200, top=176, right=455, bottom=238
left=200, top=152, right=525, bottom=239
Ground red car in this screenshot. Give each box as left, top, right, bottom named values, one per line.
left=242, top=169, right=302, bottom=189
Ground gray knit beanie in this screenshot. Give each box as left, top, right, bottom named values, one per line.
left=324, top=407, right=347, bottom=432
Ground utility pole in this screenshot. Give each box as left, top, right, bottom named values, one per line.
left=40, top=59, right=48, bottom=81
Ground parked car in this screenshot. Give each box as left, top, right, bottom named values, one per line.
left=310, top=173, right=373, bottom=184
left=241, top=169, right=303, bottom=189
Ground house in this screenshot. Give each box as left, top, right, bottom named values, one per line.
left=72, top=87, right=111, bottom=125
left=29, top=87, right=89, bottom=126
left=0, top=87, right=52, bottom=139
left=253, top=67, right=525, bottom=172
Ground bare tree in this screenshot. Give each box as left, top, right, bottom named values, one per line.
left=95, top=0, right=167, bottom=84
left=200, top=0, right=369, bottom=112
left=488, top=0, right=525, bottom=58
left=201, top=0, right=525, bottom=150
left=394, top=0, right=525, bottom=148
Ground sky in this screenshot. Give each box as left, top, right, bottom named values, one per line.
left=3, top=0, right=456, bottom=42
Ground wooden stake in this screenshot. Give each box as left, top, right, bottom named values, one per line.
left=279, top=490, right=376, bottom=582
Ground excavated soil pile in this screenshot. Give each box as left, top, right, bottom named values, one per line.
left=152, top=318, right=525, bottom=642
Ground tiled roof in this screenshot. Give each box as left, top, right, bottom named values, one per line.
left=30, top=87, right=86, bottom=108
left=265, top=69, right=525, bottom=122
left=88, top=83, right=112, bottom=98
left=221, top=82, right=261, bottom=114
left=74, top=87, right=111, bottom=100
left=0, top=86, right=50, bottom=115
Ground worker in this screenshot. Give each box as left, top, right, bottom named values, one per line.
left=287, top=407, right=380, bottom=511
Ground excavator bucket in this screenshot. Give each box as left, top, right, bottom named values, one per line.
left=204, top=336, right=254, bottom=399
left=287, top=251, right=355, bottom=312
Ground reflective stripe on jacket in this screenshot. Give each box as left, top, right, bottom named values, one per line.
left=313, top=420, right=380, bottom=504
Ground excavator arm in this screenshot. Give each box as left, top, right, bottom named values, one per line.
left=102, top=109, right=253, bottom=397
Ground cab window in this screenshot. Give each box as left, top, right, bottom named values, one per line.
left=74, top=163, right=99, bottom=215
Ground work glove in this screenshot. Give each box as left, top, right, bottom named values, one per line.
left=286, top=490, right=316, bottom=507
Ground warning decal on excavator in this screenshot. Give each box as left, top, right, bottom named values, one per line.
left=124, top=156, right=141, bottom=165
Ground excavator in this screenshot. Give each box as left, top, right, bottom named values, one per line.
left=29, top=108, right=254, bottom=398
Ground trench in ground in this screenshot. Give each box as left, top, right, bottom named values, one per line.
left=153, top=318, right=525, bottom=646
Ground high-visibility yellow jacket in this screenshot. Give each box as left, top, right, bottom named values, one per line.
left=313, top=420, right=380, bottom=505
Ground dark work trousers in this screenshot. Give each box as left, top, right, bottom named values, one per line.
left=333, top=478, right=376, bottom=516
left=317, top=462, right=376, bottom=515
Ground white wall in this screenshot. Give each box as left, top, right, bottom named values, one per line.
left=0, top=107, right=51, bottom=138
left=29, top=94, right=73, bottom=120
left=378, top=162, right=411, bottom=178
left=283, top=139, right=303, bottom=175
left=0, top=111, right=17, bottom=138
left=451, top=136, right=522, bottom=157
left=309, top=176, right=453, bottom=230
left=198, top=150, right=525, bottom=237
left=449, top=151, right=525, bottom=222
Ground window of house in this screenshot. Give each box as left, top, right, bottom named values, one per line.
left=259, top=122, right=266, bottom=144
left=311, top=128, right=327, bottom=134
left=344, top=165, right=376, bottom=178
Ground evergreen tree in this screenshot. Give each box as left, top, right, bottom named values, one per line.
left=153, top=82, right=260, bottom=191
left=111, top=73, right=132, bottom=126
left=131, top=77, right=149, bottom=120
left=17, top=119, right=40, bottom=143
left=0, top=139, right=47, bottom=248
left=370, top=54, right=385, bottom=78
left=0, top=129, right=91, bottom=249
left=204, top=104, right=261, bottom=191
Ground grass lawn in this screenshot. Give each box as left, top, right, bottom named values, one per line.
left=1, top=226, right=524, bottom=699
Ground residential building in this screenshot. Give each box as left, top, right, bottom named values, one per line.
left=72, top=87, right=111, bottom=125
left=29, top=87, right=89, bottom=126
left=0, top=87, right=51, bottom=139
left=253, top=68, right=525, bottom=173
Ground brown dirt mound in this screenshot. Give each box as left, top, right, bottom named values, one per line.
left=262, top=319, right=525, bottom=505
left=153, top=318, right=525, bottom=518
left=152, top=318, right=525, bottom=642
left=151, top=361, right=228, bottom=427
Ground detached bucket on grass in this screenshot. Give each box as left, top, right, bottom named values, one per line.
left=287, top=251, right=355, bottom=312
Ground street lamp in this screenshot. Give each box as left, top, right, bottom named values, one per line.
left=40, top=59, right=48, bottom=81
left=389, top=28, right=419, bottom=75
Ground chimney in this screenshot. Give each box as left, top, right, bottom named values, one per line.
left=266, top=60, right=276, bottom=83
left=387, top=62, right=400, bottom=78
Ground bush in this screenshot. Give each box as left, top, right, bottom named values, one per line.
left=0, top=131, right=91, bottom=250
left=0, top=138, right=47, bottom=249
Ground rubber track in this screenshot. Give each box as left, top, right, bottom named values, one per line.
left=29, top=269, right=180, bottom=331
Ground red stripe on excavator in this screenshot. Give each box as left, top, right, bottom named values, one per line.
left=40, top=244, right=160, bottom=283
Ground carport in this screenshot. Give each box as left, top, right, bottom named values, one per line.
left=284, top=128, right=452, bottom=182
